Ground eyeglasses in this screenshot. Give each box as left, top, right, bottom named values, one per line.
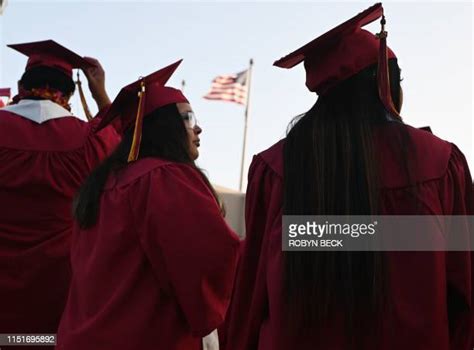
left=181, top=111, right=198, bottom=129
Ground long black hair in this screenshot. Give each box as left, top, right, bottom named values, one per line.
left=20, top=66, right=76, bottom=96
left=74, top=103, right=222, bottom=229
left=283, top=58, right=404, bottom=346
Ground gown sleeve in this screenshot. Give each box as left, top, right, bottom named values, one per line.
left=439, top=144, right=474, bottom=350
left=222, top=154, right=283, bottom=350
left=133, top=163, right=240, bottom=337
left=82, top=105, right=122, bottom=169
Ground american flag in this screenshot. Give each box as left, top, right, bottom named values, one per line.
left=203, top=70, right=248, bottom=105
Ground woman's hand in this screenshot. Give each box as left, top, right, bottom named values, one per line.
left=82, top=57, right=111, bottom=110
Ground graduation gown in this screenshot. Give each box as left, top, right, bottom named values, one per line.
left=223, top=123, right=473, bottom=350
left=56, top=158, right=240, bottom=350
left=0, top=100, right=121, bottom=345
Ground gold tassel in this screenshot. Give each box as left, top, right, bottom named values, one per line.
left=376, top=15, right=402, bottom=120
left=128, top=79, right=146, bottom=162
left=76, top=71, right=93, bottom=121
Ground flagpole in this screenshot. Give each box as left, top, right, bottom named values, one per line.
left=181, top=79, right=186, bottom=92
left=238, top=58, right=253, bottom=192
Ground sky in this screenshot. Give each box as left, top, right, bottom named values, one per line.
left=0, top=1, right=472, bottom=191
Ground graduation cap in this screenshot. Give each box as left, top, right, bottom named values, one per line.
left=97, top=59, right=188, bottom=162
left=7, top=40, right=95, bottom=78
left=274, top=3, right=400, bottom=118
left=8, top=40, right=99, bottom=120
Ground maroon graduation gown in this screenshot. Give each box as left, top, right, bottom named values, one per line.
left=56, top=158, right=240, bottom=350
left=0, top=105, right=120, bottom=345
left=223, top=123, right=473, bottom=350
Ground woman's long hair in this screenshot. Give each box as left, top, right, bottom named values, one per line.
left=74, top=103, right=222, bottom=229
left=283, top=58, right=404, bottom=346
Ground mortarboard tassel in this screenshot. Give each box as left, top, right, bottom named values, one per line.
left=376, top=15, right=402, bottom=120
left=76, top=71, right=93, bottom=121
left=128, top=79, right=146, bottom=162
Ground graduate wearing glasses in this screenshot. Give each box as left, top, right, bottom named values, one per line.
left=57, top=61, right=240, bottom=350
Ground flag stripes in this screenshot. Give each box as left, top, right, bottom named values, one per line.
left=203, top=70, right=248, bottom=105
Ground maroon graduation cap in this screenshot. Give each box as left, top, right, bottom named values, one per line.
left=7, top=40, right=95, bottom=78
left=0, top=88, right=11, bottom=108
left=97, top=59, right=188, bottom=162
left=274, top=3, right=400, bottom=118
left=0, top=88, right=11, bottom=98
